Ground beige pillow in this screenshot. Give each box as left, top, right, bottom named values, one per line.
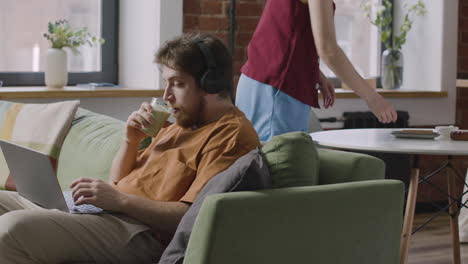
left=0, top=100, right=80, bottom=190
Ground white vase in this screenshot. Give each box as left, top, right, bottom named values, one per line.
left=45, top=48, right=68, bottom=88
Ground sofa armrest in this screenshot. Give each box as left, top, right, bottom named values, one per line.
left=185, top=180, right=404, bottom=264
left=317, top=148, right=386, bottom=184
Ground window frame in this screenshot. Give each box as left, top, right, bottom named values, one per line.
left=326, top=0, right=393, bottom=89
left=0, top=0, right=118, bottom=87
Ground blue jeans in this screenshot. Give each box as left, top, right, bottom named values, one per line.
left=235, top=74, right=310, bottom=142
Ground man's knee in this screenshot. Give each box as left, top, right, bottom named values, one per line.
left=0, top=209, right=60, bottom=252
left=0, top=210, right=74, bottom=263
left=0, top=210, right=41, bottom=245
left=0, top=191, right=24, bottom=215
left=0, top=210, right=91, bottom=263
left=0, top=210, right=42, bottom=262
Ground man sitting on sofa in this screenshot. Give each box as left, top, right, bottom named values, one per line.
left=0, top=33, right=260, bottom=263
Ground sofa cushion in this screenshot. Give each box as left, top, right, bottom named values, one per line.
left=159, top=148, right=271, bottom=264
left=56, top=108, right=125, bottom=190
left=57, top=108, right=153, bottom=191
left=261, top=132, right=319, bottom=188
left=0, top=100, right=80, bottom=190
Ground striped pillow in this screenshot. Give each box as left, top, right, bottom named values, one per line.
left=0, top=100, right=80, bottom=190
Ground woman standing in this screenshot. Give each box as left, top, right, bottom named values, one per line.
left=236, top=0, right=397, bottom=141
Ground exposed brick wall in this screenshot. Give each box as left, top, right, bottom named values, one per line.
left=183, top=0, right=266, bottom=87
left=456, top=87, right=468, bottom=129
left=459, top=0, right=468, bottom=77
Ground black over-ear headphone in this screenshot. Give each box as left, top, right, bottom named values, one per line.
left=195, top=40, right=226, bottom=94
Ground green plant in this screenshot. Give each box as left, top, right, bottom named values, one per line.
left=361, top=0, right=426, bottom=89
left=361, top=0, right=426, bottom=51
left=43, top=20, right=104, bottom=55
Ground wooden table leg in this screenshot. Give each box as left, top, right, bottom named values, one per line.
left=447, top=162, right=461, bottom=264
left=400, top=167, right=419, bottom=264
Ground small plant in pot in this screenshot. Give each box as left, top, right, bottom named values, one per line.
left=43, top=20, right=104, bottom=88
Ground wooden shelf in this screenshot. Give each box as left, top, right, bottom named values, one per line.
left=0, top=86, right=164, bottom=99
left=333, top=89, right=447, bottom=99
left=0, top=86, right=447, bottom=99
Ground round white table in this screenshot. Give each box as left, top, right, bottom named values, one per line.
left=310, top=128, right=468, bottom=155
left=310, top=128, right=468, bottom=264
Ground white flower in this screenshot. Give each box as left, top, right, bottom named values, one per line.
left=401, top=24, right=410, bottom=32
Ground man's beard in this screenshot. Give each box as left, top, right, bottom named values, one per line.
left=174, top=96, right=205, bottom=128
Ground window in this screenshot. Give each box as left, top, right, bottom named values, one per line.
left=0, top=0, right=118, bottom=86
left=320, top=0, right=381, bottom=86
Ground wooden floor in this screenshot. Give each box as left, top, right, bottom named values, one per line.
left=408, top=213, right=468, bottom=264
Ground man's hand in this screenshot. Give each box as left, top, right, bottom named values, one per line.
left=70, top=178, right=128, bottom=212
left=317, top=72, right=335, bottom=108
left=126, top=102, right=155, bottom=144
left=364, top=92, right=398, bottom=123
left=71, top=178, right=189, bottom=236
left=109, top=103, right=155, bottom=184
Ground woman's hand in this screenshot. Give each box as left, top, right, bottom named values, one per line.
left=317, top=72, right=335, bottom=108
left=70, top=178, right=128, bottom=212
left=365, top=93, right=398, bottom=123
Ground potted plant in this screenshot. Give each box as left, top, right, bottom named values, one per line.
left=43, top=20, right=104, bottom=88
left=361, top=0, right=426, bottom=89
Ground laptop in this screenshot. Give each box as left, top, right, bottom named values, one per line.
left=0, top=139, right=104, bottom=214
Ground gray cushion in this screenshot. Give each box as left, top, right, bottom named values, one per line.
left=158, top=148, right=271, bottom=264
left=261, top=132, right=319, bottom=188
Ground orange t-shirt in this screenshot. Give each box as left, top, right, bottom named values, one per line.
left=115, top=107, right=260, bottom=203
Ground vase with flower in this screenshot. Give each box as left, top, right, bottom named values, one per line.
left=361, top=0, right=426, bottom=89
left=43, top=20, right=104, bottom=88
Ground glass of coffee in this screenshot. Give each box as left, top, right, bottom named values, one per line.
left=140, top=97, right=171, bottom=137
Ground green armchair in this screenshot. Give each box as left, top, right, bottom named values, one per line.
left=185, top=143, right=404, bottom=264
left=48, top=107, right=403, bottom=264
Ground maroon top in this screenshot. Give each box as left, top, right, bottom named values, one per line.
left=242, top=0, right=333, bottom=108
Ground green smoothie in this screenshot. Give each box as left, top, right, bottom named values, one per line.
left=140, top=98, right=170, bottom=137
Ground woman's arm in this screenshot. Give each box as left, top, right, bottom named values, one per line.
left=307, top=0, right=397, bottom=123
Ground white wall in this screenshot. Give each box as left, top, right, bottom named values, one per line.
left=0, top=4, right=4, bottom=70
left=118, top=0, right=183, bottom=90
left=118, top=0, right=158, bottom=89
left=314, top=0, right=458, bottom=127
left=155, top=0, right=184, bottom=88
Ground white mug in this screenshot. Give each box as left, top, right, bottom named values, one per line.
left=435, top=125, right=459, bottom=140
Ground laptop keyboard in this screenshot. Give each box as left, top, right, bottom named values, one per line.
left=63, top=191, right=104, bottom=214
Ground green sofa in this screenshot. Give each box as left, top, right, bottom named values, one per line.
left=15, top=107, right=404, bottom=264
